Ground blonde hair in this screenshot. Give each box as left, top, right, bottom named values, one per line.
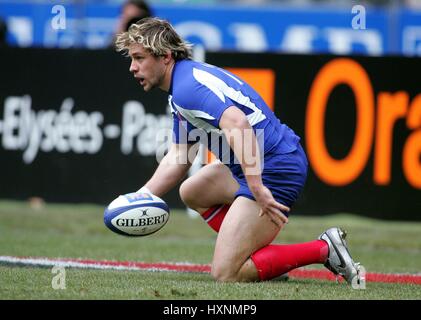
left=115, top=17, right=192, bottom=60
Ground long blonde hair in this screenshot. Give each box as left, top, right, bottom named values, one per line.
left=115, top=17, right=192, bottom=60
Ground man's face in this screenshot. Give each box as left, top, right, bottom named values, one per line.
left=128, top=43, right=167, bottom=92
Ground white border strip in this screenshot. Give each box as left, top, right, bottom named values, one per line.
left=0, top=256, right=192, bottom=273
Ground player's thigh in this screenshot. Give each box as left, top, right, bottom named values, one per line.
left=179, top=161, right=239, bottom=209
left=211, top=196, right=283, bottom=280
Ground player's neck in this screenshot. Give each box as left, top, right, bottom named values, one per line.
left=160, top=60, right=175, bottom=92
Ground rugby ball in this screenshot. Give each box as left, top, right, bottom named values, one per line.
left=104, top=192, right=170, bottom=236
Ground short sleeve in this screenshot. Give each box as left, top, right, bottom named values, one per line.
left=172, top=67, right=240, bottom=131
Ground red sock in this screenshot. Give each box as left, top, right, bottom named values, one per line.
left=201, top=204, right=230, bottom=232
left=251, top=240, right=329, bottom=281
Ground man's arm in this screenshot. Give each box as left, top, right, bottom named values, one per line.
left=219, top=106, right=289, bottom=227
left=142, top=143, right=197, bottom=197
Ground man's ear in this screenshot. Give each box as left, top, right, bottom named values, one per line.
left=162, top=50, right=173, bottom=64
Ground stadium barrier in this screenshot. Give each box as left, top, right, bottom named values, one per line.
left=0, top=47, right=420, bottom=220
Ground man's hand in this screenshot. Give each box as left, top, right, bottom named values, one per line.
left=140, top=143, right=195, bottom=197
left=252, top=185, right=289, bottom=228
left=219, top=106, right=290, bottom=228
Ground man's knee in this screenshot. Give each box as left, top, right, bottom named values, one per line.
left=210, top=263, right=238, bottom=282
left=179, top=178, right=199, bottom=209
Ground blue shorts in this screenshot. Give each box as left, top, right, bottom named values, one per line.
left=230, top=143, right=308, bottom=215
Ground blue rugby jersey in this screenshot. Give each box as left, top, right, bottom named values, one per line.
left=169, top=59, right=300, bottom=170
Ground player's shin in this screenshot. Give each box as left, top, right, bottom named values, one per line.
left=250, top=241, right=328, bottom=281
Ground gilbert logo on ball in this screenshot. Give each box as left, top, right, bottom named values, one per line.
left=104, top=192, right=170, bottom=236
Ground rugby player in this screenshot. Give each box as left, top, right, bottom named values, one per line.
left=115, top=17, right=361, bottom=284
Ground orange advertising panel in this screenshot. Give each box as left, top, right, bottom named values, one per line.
left=206, top=52, right=421, bottom=219
left=306, top=58, right=375, bottom=186
left=305, top=59, right=421, bottom=190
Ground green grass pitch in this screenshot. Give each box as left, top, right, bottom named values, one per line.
left=0, top=200, right=420, bottom=300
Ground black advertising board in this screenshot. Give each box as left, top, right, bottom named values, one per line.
left=0, top=47, right=181, bottom=207
left=1, top=47, right=420, bottom=220
left=206, top=52, right=421, bottom=220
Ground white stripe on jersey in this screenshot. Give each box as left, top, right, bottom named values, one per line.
left=172, top=100, right=220, bottom=134
left=201, top=62, right=244, bottom=85
left=192, top=67, right=267, bottom=126
left=171, top=98, right=231, bottom=160
left=168, top=96, right=176, bottom=113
